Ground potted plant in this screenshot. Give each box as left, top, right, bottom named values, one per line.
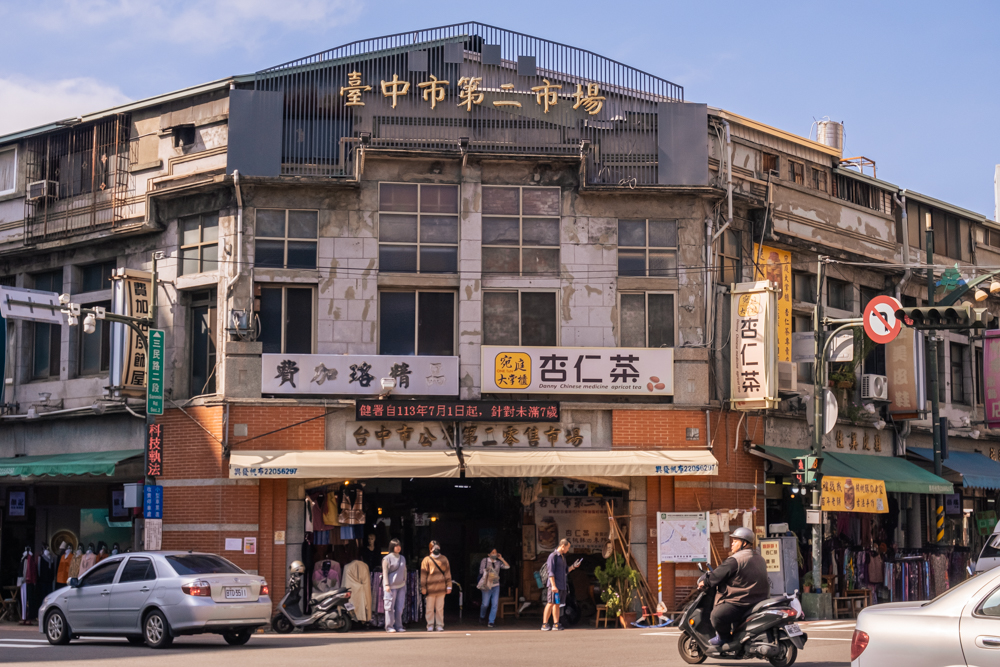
left=595, top=555, right=640, bottom=628
left=802, top=571, right=813, bottom=594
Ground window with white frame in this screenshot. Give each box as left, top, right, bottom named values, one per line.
left=482, top=186, right=560, bottom=275
left=378, top=291, right=455, bottom=356
left=78, top=260, right=116, bottom=293
left=482, top=291, right=558, bottom=346
left=379, top=183, right=459, bottom=273
left=255, top=209, right=318, bottom=269
left=619, top=293, right=675, bottom=348
left=618, top=219, right=677, bottom=277
left=256, top=284, right=314, bottom=354
left=0, top=147, right=15, bottom=195
left=179, top=212, right=220, bottom=275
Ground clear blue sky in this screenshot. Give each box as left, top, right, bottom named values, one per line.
left=2, top=1, right=996, bottom=217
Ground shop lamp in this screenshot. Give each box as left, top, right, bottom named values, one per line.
left=992, top=280, right=1000, bottom=295
left=790, top=485, right=799, bottom=495
left=970, top=429, right=981, bottom=439
left=975, top=288, right=989, bottom=302
left=431, top=516, right=438, bottom=522
left=874, top=419, right=886, bottom=431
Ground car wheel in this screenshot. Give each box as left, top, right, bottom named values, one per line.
left=223, top=630, right=253, bottom=646
left=333, top=616, right=352, bottom=633
left=677, top=634, right=706, bottom=664
left=143, top=610, right=173, bottom=649
left=272, top=614, right=294, bottom=634
left=769, top=642, right=797, bottom=667
left=45, top=610, right=71, bottom=646
left=127, top=636, right=145, bottom=646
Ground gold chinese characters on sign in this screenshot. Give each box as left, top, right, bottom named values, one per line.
left=335, top=71, right=606, bottom=115
left=820, top=476, right=888, bottom=514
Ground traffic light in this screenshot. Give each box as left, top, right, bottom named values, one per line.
left=895, top=304, right=993, bottom=330
left=793, top=456, right=822, bottom=487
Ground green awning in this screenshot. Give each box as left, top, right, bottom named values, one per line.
left=756, top=445, right=954, bottom=495
left=0, top=449, right=143, bottom=478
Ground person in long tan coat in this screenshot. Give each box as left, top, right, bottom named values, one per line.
left=342, top=559, right=372, bottom=622
left=419, top=540, right=452, bottom=631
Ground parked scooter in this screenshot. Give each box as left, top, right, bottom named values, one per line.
left=676, top=563, right=807, bottom=666
left=272, top=561, right=355, bottom=633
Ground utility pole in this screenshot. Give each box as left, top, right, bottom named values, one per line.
left=925, top=221, right=945, bottom=543
left=811, top=257, right=825, bottom=593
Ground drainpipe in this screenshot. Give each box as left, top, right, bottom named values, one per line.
left=705, top=409, right=712, bottom=451
left=893, top=192, right=911, bottom=299
left=227, top=170, right=244, bottom=295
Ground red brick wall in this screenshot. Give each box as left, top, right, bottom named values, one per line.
left=613, top=409, right=767, bottom=609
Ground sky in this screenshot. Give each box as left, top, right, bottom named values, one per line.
left=0, top=0, right=997, bottom=217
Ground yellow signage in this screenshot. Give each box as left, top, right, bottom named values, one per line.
left=494, top=352, right=531, bottom=389
left=754, top=245, right=792, bottom=362
left=820, top=476, right=888, bottom=513
left=759, top=539, right=781, bottom=573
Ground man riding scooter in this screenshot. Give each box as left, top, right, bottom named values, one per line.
left=697, top=526, right=769, bottom=652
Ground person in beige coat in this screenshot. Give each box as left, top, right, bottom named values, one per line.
left=419, top=540, right=452, bottom=631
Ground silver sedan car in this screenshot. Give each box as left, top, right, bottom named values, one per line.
left=38, top=551, right=270, bottom=648
left=852, top=565, right=1000, bottom=665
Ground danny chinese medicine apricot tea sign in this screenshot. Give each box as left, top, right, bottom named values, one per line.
left=480, top=346, right=673, bottom=395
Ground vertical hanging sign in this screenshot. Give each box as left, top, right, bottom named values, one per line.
left=754, top=245, right=792, bottom=362
left=110, top=269, right=151, bottom=398
left=886, top=327, right=925, bottom=420
left=147, top=329, right=164, bottom=415
left=731, top=281, right=778, bottom=410
left=145, top=423, right=164, bottom=477
left=984, top=330, right=1000, bottom=428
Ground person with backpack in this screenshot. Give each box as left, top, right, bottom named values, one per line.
left=477, top=548, right=509, bottom=628
left=420, top=540, right=452, bottom=632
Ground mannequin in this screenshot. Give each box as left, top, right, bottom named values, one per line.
left=111, top=543, right=120, bottom=556
left=56, top=542, right=73, bottom=587
left=96, top=543, right=108, bottom=563
left=69, top=546, right=83, bottom=579
left=79, top=544, right=97, bottom=575
left=20, top=547, right=37, bottom=625
left=312, top=551, right=341, bottom=595
left=362, top=533, right=381, bottom=572
left=38, top=543, right=56, bottom=599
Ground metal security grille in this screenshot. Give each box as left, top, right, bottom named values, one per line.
left=23, top=114, right=132, bottom=243
left=254, top=22, right=683, bottom=186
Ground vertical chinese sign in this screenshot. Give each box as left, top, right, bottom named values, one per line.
left=754, top=245, right=792, bottom=362
left=984, top=331, right=1000, bottom=428
left=145, top=423, right=163, bottom=477
left=147, top=329, right=164, bottom=415
left=110, top=270, right=151, bottom=398
left=731, top=281, right=778, bottom=410
left=887, top=327, right=923, bottom=420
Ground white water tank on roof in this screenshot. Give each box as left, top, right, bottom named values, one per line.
left=816, top=120, right=843, bottom=151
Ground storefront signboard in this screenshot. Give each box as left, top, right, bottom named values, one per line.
left=143, top=485, right=163, bottom=519
left=656, top=511, right=710, bottom=563
left=347, top=421, right=595, bottom=450
left=945, top=493, right=961, bottom=515
left=886, top=327, right=925, bottom=420
left=820, top=476, right=888, bottom=513
left=760, top=539, right=781, bottom=572
left=145, top=423, right=163, bottom=477
left=480, top=345, right=673, bottom=395
left=111, top=269, right=151, bottom=398
left=534, top=497, right=610, bottom=554
left=754, top=245, right=792, bottom=362
left=356, top=400, right=559, bottom=422
left=731, top=281, right=778, bottom=410
left=262, top=354, right=459, bottom=396
left=984, top=331, right=1000, bottom=428
left=8, top=490, right=25, bottom=517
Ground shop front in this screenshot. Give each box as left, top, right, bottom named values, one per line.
left=0, top=449, right=143, bottom=623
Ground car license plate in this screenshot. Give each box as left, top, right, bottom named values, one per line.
left=785, top=623, right=803, bottom=637
left=224, top=587, right=248, bottom=600
left=344, top=602, right=355, bottom=611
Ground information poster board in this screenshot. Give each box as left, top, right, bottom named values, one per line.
left=656, top=511, right=710, bottom=563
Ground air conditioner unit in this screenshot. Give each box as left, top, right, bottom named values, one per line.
left=862, top=374, right=889, bottom=401
left=777, top=361, right=797, bottom=394
left=27, top=180, right=58, bottom=202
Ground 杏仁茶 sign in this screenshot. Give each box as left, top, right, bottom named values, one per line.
left=731, top=281, right=778, bottom=410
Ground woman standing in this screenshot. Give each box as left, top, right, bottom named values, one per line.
left=382, top=539, right=407, bottom=633
left=420, top=540, right=452, bottom=632
left=478, top=548, right=509, bottom=628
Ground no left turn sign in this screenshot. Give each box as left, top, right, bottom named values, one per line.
left=863, top=295, right=902, bottom=344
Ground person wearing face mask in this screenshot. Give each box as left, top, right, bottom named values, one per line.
left=477, top=548, right=509, bottom=628
left=420, top=540, right=452, bottom=632
left=56, top=543, right=73, bottom=588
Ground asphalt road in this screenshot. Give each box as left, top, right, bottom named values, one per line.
left=0, top=620, right=852, bottom=666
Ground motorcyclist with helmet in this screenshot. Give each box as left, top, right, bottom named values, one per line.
left=697, top=526, right=769, bottom=651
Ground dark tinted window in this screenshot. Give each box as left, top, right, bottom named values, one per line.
left=166, top=554, right=243, bottom=575
left=119, top=557, right=156, bottom=583
left=981, top=534, right=1000, bottom=560
left=80, top=559, right=121, bottom=587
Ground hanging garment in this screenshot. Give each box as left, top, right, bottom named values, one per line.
left=718, top=512, right=730, bottom=533
left=38, top=551, right=56, bottom=598
left=79, top=552, right=97, bottom=574
left=339, top=489, right=365, bottom=525
left=312, top=560, right=341, bottom=593
left=56, top=552, right=72, bottom=585
left=69, top=552, right=82, bottom=579
left=304, top=497, right=315, bottom=532
left=709, top=514, right=720, bottom=533
left=743, top=510, right=754, bottom=530
left=322, top=492, right=342, bottom=527
left=343, top=560, right=372, bottom=622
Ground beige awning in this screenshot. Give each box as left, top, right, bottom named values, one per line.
left=229, top=450, right=461, bottom=479
left=462, top=449, right=718, bottom=478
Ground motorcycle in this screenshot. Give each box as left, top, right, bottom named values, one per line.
left=676, top=563, right=807, bottom=666
left=272, top=568, right=355, bottom=634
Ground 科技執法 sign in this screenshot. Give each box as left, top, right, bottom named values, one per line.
left=262, top=354, right=458, bottom=396
left=145, top=423, right=163, bottom=477
left=731, top=281, right=778, bottom=410
left=479, top=346, right=673, bottom=395
left=356, top=400, right=559, bottom=421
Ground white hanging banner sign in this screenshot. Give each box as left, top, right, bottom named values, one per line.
left=731, top=281, right=778, bottom=410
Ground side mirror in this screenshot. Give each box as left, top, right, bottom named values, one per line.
left=68, top=578, right=80, bottom=588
